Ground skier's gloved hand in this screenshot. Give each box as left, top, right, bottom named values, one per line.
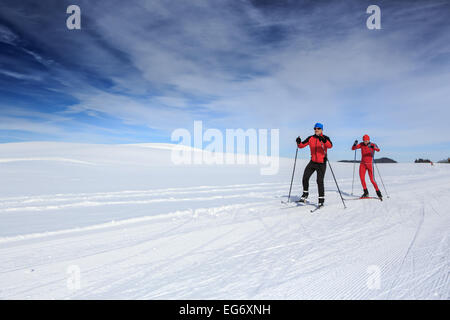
left=317, top=135, right=327, bottom=143
left=369, top=144, right=375, bottom=149
left=353, top=140, right=358, bottom=146
left=296, top=136, right=302, bottom=144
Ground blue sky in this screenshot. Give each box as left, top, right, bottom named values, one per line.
left=0, top=0, right=449, bottom=162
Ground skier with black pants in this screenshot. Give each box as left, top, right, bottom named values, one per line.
left=295, top=123, right=333, bottom=207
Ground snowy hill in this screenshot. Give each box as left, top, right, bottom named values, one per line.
left=0, top=142, right=448, bottom=299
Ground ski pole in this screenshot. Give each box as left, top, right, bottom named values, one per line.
left=320, top=140, right=346, bottom=209
left=373, top=160, right=389, bottom=198
left=286, top=147, right=299, bottom=203
left=327, top=159, right=347, bottom=209
left=351, top=147, right=357, bottom=195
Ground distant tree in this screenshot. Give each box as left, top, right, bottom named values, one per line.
left=374, top=157, right=397, bottom=163
left=415, top=158, right=432, bottom=163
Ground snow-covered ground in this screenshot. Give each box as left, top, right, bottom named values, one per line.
left=0, top=142, right=448, bottom=299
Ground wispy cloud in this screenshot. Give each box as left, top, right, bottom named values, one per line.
left=0, top=70, right=42, bottom=81
left=0, top=24, right=18, bottom=45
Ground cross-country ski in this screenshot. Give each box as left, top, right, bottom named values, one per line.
left=310, top=204, right=325, bottom=213
left=344, top=197, right=382, bottom=201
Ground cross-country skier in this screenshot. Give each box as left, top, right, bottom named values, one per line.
left=295, top=123, right=333, bottom=207
left=352, top=134, right=383, bottom=200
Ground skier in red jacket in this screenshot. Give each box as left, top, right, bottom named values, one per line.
left=352, top=134, right=383, bottom=199
left=296, top=123, right=332, bottom=207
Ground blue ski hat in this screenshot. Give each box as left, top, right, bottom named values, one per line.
left=314, top=122, right=323, bottom=130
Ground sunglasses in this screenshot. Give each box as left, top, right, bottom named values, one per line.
left=314, top=127, right=322, bottom=130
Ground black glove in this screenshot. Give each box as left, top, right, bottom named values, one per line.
left=317, top=135, right=327, bottom=143
left=296, top=136, right=302, bottom=144
left=353, top=140, right=358, bottom=146
left=369, top=144, right=375, bottom=149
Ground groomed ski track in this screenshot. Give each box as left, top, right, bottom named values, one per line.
left=0, top=142, right=448, bottom=299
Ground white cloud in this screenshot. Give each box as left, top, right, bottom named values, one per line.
left=0, top=70, right=42, bottom=81
left=0, top=24, right=18, bottom=45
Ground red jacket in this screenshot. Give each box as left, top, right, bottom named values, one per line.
left=298, top=134, right=333, bottom=163
left=352, top=142, right=380, bottom=163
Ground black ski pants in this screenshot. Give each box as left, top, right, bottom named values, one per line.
left=302, top=160, right=327, bottom=198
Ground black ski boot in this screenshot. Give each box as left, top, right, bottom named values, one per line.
left=298, top=191, right=309, bottom=203
left=376, top=190, right=383, bottom=201
left=360, top=189, right=369, bottom=198
left=318, top=196, right=325, bottom=208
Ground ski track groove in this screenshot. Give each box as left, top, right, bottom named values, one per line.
left=1, top=195, right=294, bottom=298
left=0, top=186, right=286, bottom=208
left=76, top=202, right=301, bottom=298
left=0, top=190, right=285, bottom=213
left=386, top=205, right=426, bottom=299
left=0, top=182, right=287, bottom=203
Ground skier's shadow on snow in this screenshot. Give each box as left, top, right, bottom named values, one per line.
left=280, top=195, right=301, bottom=202
left=280, top=194, right=301, bottom=202
left=329, top=189, right=357, bottom=197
